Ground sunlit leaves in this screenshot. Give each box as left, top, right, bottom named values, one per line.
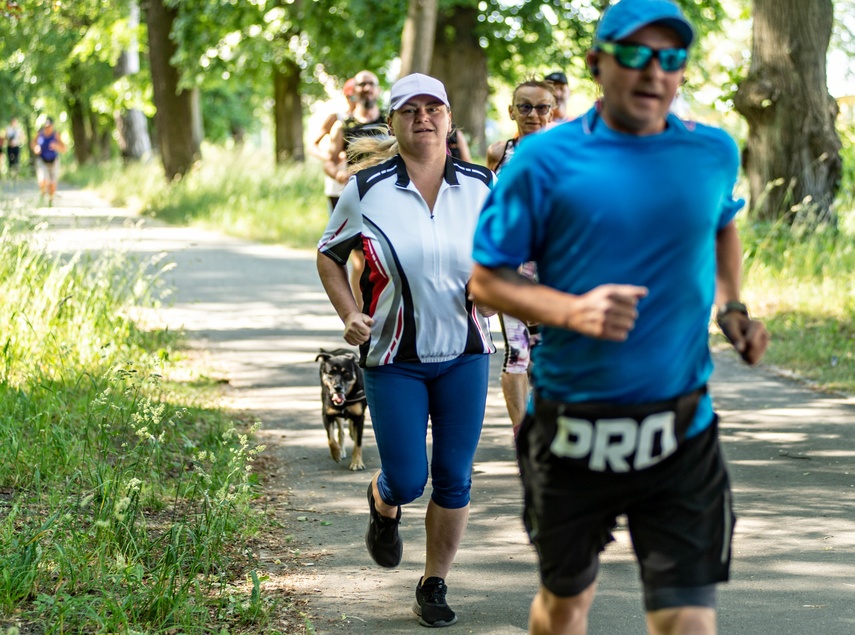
left=0, top=0, right=140, bottom=122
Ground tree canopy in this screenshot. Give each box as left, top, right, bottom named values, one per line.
left=0, top=0, right=728, bottom=144
left=0, top=0, right=850, bottom=220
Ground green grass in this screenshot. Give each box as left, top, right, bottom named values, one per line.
left=739, top=213, right=855, bottom=395
left=66, top=144, right=330, bottom=250
left=0, top=213, right=271, bottom=633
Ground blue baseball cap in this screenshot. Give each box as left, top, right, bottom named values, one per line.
left=596, top=0, right=695, bottom=48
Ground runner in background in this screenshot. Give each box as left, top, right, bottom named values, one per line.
left=324, top=70, right=388, bottom=310
left=485, top=80, right=556, bottom=436
left=33, top=117, right=67, bottom=206
left=544, top=70, right=571, bottom=124
left=309, top=78, right=356, bottom=214
left=447, top=126, right=472, bottom=162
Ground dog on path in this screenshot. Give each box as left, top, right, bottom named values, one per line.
left=315, top=348, right=367, bottom=471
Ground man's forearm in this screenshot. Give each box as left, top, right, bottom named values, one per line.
left=715, top=221, right=743, bottom=305
left=470, top=264, right=571, bottom=328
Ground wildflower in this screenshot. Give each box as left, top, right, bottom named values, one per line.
left=114, top=497, right=131, bottom=521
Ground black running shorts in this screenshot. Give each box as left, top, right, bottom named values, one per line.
left=517, top=398, right=734, bottom=600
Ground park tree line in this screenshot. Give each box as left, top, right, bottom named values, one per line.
left=0, top=0, right=846, bottom=224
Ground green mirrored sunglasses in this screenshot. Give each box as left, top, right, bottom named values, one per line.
left=596, top=41, right=688, bottom=72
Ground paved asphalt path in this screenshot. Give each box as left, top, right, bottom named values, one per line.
left=18, top=184, right=855, bottom=634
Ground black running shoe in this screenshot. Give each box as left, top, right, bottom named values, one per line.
left=413, top=576, right=457, bottom=627
left=365, top=482, right=402, bottom=568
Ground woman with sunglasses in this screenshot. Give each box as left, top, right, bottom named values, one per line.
left=470, top=0, right=769, bottom=633
left=317, top=73, right=495, bottom=629
left=486, top=81, right=556, bottom=437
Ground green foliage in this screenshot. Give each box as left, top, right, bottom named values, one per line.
left=0, top=0, right=753, bottom=173
left=0, top=0, right=132, bottom=117
left=158, top=0, right=732, bottom=125
left=200, top=85, right=262, bottom=144
left=308, top=0, right=408, bottom=82
left=752, top=309, right=854, bottom=394
left=0, top=214, right=270, bottom=631
left=837, top=122, right=855, bottom=207
left=832, top=0, right=855, bottom=58
left=431, top=0, right=727, bottom=86
left=168, top=0, right=407, bottom=107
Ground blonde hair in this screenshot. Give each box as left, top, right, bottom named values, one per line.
left=347, top=135, right=398, bottom=174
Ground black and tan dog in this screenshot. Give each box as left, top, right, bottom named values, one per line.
left=315, top=348, right=367, bottom=471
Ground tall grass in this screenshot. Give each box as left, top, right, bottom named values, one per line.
left=66, top=145, right=330, bottom=250
left=738, top=203, right=855, bottom=395
left=0, top=215, right=270, bottom=633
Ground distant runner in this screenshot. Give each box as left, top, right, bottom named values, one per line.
left=33, top=117, right=67, bottom=206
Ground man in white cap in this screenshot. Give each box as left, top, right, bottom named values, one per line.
left=470, top=1, right=769, bottom=633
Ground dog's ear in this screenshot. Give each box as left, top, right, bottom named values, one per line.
left=315, top=351, right=332, bottom=362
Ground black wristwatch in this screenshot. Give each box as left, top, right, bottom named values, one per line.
left=716, top=300, right=749, bottom=321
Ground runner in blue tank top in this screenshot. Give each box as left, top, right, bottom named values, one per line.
left=33, top=117, right=67, bottom=206
left=469, top=1, right=769, bottom=633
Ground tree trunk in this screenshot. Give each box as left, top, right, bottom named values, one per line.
left=66, top=71, right=91, bottom=165
left=23, top=120, right=36, bottom=176
left=67, top=95, right=91, bottom=165
left=400, top=0, right=438, bottom=76
left=190, top=87, right=204, bottom=149
left=431, top=6, right=488, bottom=157
left=115, top=0, right=152, bottom=161
left=89, top=113, right=113, bottom=161
left=145, top=0, right=201, bottom=180
left=273, top=58, right=304, bottom=163
left=733, top=0, right=841, bottom=225
left=88, top=112, right=104, bottom=161
left=231, top=123, right=246, bottom=146
left=115, top=110, right=152, bottom=162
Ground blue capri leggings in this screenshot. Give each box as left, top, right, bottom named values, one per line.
left=363, top=354, right=490, bottom=510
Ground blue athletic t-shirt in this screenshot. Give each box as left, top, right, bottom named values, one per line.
left=473, top=106, right=744, bottom=438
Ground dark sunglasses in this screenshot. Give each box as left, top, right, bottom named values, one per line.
left=595, top=41, right=688, bottom=72
left=515, top=103, right=553, bottom=116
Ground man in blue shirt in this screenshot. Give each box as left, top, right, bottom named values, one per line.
left=470, top=1, right=769, bottom=633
